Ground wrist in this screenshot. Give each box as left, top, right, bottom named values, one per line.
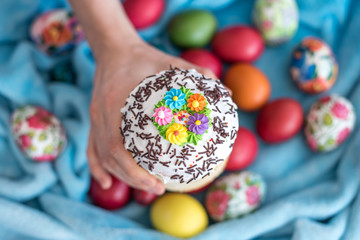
left=92, top=31, right=144, bottom=62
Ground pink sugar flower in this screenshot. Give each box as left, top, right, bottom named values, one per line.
left=246, top=186, right=261, bottom=205
left=331, top=102, right=349, bottom=119
left=153, top=106, right=173, bottom=125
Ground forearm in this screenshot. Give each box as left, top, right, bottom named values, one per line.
left=68, top=0, right=142, bottom=61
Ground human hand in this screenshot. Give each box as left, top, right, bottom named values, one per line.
left=87, top=40, right=219, bottom=195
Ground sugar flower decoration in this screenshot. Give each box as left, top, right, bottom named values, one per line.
left=188, top=113, right=209, bottom=135
left=187, top=93, right=206, bottom=112
left=153, top=106, right=173, bottom=125
left=164, top=88, right=186, bottom=110
left=153, top=86, right=212, bottom=145
left=166, top=123, right=188, bottom=145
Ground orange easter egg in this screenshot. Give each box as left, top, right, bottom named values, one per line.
left=224, top=63, right=271, bottom=111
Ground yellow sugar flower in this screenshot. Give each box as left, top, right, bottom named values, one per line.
left=166, top=123, right=188, bottom=145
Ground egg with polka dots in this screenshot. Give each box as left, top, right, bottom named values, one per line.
left=205, top=171, right=266, bottom=221
left=305, top=95, right=355, bottom=152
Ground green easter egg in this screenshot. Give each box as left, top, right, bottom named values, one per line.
left=168, top=10, right=217, bottom=48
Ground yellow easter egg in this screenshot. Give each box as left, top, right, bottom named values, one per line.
left=150, top=193, right=208, bottom=238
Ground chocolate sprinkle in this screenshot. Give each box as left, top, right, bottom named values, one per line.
left=120, top=68, right=238, bottom=185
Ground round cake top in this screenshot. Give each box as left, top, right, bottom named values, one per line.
left=120, top=68, right=239, bottom=184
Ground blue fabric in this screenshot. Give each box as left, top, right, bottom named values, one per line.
left=0, top=0, right=360, bottom=239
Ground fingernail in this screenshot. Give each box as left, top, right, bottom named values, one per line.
left=142, top=178, right=156, bottom=188
left=101, top=178, right=112, bottom=189
left=151, top=183, right=165, bottom=195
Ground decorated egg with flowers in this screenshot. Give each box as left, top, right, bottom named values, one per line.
left=253, top=0, right=299, bottom=45
left=30, top=9, right=84, bottom=56
left=290, top=37, right=338, bottom=94
left=10, top=105, right=67, bottom=162
left=305, top=95, right=355, bottom=152
left=205, top=171, right=266, bottom=222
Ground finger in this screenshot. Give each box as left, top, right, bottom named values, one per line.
left=104, top=156, right=165, bottom=195
left=109, top=138, right=165, bottom=195
left=174, top=58, right=218, bottom=80
left=197, top=67, right=233, bottom=96
left=224, top=85, right=233, bottom=96
left=179, top=60, right=231, bottom=97
left=87, top=130, right=112, bottom=189
left=196, top=67, right=218, bottom=80
left=102, top=158, right=138, bottom=186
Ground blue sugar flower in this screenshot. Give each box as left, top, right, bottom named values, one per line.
left=164, top=88, right=186, bottom=110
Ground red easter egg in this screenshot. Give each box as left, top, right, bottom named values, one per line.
left=212, top=25, right=264, bottom=62
left=132, top=188, right=158, bottom=206
left=256, top=98, right=304, bottom=143
left=226, top=127, right=258, bottom=171
left=89, top=176, right=131, bottom=210
left=123, top=0, right=165, bottom=30
left=188, top=182, right=212, bottom=194
left=180, top=49, right=223, bottom=78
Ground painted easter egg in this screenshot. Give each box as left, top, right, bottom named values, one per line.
left=224, top=63, right=271, bottom=111
left=188, top=182, right=212, bottom=194
left=226, top=127, right=258, bottom=171
left=181, top=49, right=222, bottom=78
left=123, top=0, right=165, bottom=30
left=256, top=98, right=304, bottom=143
left=168, top=10, right=217, bottom=48
left=10, top=105, right=67, bottom=162
left=30, top=9, right=84, bottom=56
left=305, top=95, right=355, bottom=152
left=212, top=25, right=264, bottom=62
left=132, top=188, right=158, bottom=206
left=89, top=176, right=131, bottom=210
left=253, top=0, right=299, bottom=45
left=205, top=171, right=266, bottom=221
left=151, top=193, right=208, bottom=238
left=290, top=37, right=338, bottom=94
